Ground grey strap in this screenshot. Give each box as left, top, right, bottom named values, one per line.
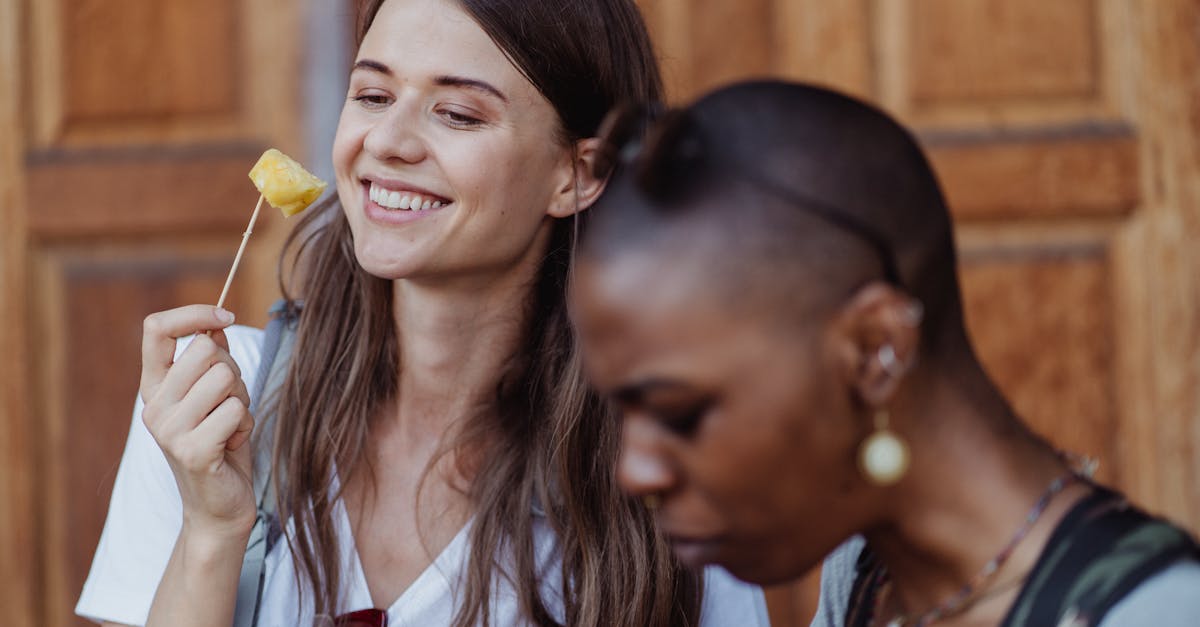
left=233, top=300, right=299, bottom=627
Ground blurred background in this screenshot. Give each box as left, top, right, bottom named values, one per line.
left=2, top=1, right=1199, bottom=625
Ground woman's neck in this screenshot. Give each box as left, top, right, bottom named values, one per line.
left=863, top=365, right=1086, bottom=625
left=384, top=226, right=551, bottom=445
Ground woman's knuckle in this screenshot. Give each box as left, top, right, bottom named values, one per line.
left=143, top=313, right=164, bottom=336
left=211, top=362, right=237, bottom=388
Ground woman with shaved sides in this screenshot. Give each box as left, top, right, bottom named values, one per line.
left=75, top=1, right=767, bottom=626
left=571, top=80, right=1200, bottom=627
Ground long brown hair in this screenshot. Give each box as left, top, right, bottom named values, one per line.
left=268, top=0, right=703, bottom=624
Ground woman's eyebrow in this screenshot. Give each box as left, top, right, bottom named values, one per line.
left=352, top=59, right=392, bottom=75
left=349, top=62, right=508, bottom=105
left=434, top=75, right=509, bottom=104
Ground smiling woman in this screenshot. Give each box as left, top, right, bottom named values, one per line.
left=73, top=1, right=768, bottom=626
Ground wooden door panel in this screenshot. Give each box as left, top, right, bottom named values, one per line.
left=35, top=245, right=253, bottom=626
left=907, top=0, right=1099, bottom=104
left=63, top=0, right=239, bottom=122
left=9, top=0, right=307, bottom=624
left=26, top=148, right=264, bottom=238
left=925, top=128, right=1139, bottom=220
left=959, top=245, right=1117, bottom=482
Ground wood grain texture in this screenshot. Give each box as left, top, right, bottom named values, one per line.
left=773, top=0, right=873, bottom=98
left=0, top=0, right=37, bottom=623
left=959, top=247, right=1117, bottom=481
left=63, top=0, right=238, bottom=121
left=925, top=127, right=1140, bottom=220
left=28, top=0, right=300, bottom=150
left=13, top=0, right=304, bottom=623
left=35, top=247, right=250, bottom=626
left=686, top=0, right=774, bottom=98
left=26, top=147, right=267, bottom=237
left=1107, top=0, right=1200, bottom=529
left=909, top=0, right=1099, bottom=104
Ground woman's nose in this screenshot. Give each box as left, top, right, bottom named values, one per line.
left=617, top=416, right=676, bottom=498
left=363, top=101, right=428, bottom=164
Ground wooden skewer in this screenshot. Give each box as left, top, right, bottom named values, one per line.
left=216, top=193, right=266, bottom=310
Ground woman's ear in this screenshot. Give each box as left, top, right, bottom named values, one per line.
left=830, top=283, right=924, bottom=408
left=547, top=137, right=608, bottom=219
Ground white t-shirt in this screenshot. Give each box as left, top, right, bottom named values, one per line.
left=76, top=326, right=769, bottom=626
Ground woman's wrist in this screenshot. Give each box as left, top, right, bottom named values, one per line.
left=178, top=516, right=254, bottom=565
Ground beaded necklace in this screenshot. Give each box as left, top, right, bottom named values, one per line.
left=873, top=471, right=1078, bottom=627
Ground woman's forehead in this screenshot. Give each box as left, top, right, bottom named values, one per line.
left=358, top=0, right=529, bottom=94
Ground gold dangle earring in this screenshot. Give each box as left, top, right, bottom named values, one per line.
left=857, top=345, right=911, bottom=486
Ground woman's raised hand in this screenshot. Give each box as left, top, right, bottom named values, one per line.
left=140, top=305, right=257, bottom=541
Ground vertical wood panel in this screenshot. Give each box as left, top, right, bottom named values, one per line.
left=64, top=0, right=239, bottom=121
left=1109, top=0, right=1200, bottom=526
left=772, top=0, right=873, bottom=98
left=36, top=248, right=251, bottom=626
left=12, top=0, right=307, bottom=623
left=909, top=0, right=1098, bottom=103
left=686, top=0, right=774, bottom=95
left=960, top=249, right=1116, bottom=480
left=0, top=0, right=37, bottom=623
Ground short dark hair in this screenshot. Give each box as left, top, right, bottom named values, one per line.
left=583, top=80, right=966, bottom=352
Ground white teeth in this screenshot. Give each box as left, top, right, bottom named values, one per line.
left=368, top=182, right=448, bottom=210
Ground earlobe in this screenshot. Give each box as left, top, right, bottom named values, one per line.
left=547, top=137, right=609, bottom=218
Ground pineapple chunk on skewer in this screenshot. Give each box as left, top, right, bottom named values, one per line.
left=248, top=148, right=328, bottom=217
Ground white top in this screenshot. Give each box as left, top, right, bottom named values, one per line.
left=76, top=326, right=769, bottom=626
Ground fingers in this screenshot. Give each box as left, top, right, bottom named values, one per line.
left=152, top=334, right=245, bottom=411
left=159, top=361, right=249, bottom=439
left=189, top=397, right=253, bottom=462
left=141, top=305, right=236, bottom=401
left=224, top=405, right=256, bottom=452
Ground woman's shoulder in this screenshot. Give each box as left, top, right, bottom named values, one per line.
left=1100, top=559, right=1200, bottom=626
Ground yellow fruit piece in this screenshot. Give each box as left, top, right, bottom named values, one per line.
left=248, top=148, right=328, bottom=217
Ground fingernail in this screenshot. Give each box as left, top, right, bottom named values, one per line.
left=215, top=308, right=235, bottom=325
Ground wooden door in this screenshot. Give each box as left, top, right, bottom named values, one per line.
left=636, top=0, right=1200, bottom=624
left=0, top=0, right=312, bottom=625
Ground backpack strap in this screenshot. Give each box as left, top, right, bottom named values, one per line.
left=232, top=299, right=302, bottom=627
left=1004, top=486, right=1200, bottom=626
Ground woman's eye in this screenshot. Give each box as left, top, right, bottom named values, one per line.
left=658, top=403, right=710, bottom=437
left=350, top=93, right=391, bottom=109
left=438, top=107, right=484, bottom=127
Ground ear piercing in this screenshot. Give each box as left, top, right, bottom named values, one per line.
left=878, top=344, right=900, bottom=376
left=642, top=494, right=662, bottom=510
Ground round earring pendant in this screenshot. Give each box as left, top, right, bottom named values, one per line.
left=858, top=430, right=910, bottom=486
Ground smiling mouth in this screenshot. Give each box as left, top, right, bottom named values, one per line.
left=367, top=181, right=452, bottom=212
